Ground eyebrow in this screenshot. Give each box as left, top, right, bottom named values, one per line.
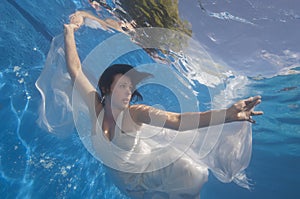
left=119, top=81, right=133, bottom=85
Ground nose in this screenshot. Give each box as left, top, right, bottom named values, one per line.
left=126, top=86, right=132, bottom=95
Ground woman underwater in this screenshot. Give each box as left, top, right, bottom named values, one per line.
left=61, top=11, right=263, bottom=199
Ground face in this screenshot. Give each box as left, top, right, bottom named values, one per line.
left=109, top=74, right=133, bottom=110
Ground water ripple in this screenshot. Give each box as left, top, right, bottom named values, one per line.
left=197, top=0, right=255, bottom=25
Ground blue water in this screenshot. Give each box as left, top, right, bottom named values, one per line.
left=1, top=0, right=300, bottom=198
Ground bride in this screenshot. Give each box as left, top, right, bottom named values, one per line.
left=39, top=11, right=263, bottom=199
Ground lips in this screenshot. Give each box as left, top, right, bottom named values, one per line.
left=122, top=98, right=130, bottom=104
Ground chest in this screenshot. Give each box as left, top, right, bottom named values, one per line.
left=101, top=112, right=140, bottom=141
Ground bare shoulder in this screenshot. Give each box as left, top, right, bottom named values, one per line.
left=118, top=105, right=144, bottom=131
left=128, top=104, right=151, bottom=124
left=128, top=104, right=179, bottom=128
left=129, top=104, right=160, bottom=116
left=129, top=104, right=152, bottom=111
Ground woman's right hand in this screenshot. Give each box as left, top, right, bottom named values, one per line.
left=63, top=11, right=85, bottom=33
left=70, top=12, right=84, bottom=27
left=63, top=23, right=79, bottom=35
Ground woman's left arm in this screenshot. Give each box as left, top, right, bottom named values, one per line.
left=130, top=96, right=263, bottom=131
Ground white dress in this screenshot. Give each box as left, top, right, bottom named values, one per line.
left=36, top=34, right=253, bottom=198
left=92, top=110, right=209, bottom=199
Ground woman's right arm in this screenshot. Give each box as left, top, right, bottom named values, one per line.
left=64, top=23, right=82, bottom=79
left=64, top=16, right=102, bottom=115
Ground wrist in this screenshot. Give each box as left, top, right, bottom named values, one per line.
left=225, top=108, right=234, bottom=123
left=64, top=24, right=76, bottom=35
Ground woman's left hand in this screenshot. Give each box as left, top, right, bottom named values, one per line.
left=226, top=95, right=263, bottom=123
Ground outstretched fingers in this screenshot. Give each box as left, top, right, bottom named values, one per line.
left=248, top=117, right=256, bottom=123
left=251, top=110, right=264, bottom=116
left=245, top=96, right=262, bottom=111
left=245, top=96, right=261, bottom=104
left=244, top=96, right=263, bottom=123
left=249, top=96, right=264, bottom=123
left=248, top=110, right=264, bottom=123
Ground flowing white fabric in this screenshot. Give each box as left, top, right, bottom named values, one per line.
left=91, top=110, right=209, bottom=198
left=36, top=34, right=75, bottom=137
left=36, top=32, right=253, bottom=198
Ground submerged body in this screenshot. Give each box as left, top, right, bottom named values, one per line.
left=91, top=108, right=252, bottom=199
left=94, top=110, right=209, bottom=199
left=36, top=10, right=263, bottom=199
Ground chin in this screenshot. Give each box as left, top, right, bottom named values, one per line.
left=118, top=104, right=129, bottom=110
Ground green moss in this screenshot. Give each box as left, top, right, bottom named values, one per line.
left=118, top=0, right=192, bottom=36
left=118, top=0, right=192, bottom=52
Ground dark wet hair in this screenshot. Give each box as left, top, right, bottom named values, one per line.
left=98, top=64, right=152, bottom=104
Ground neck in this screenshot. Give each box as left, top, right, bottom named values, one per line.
left=103, top=99, right=122, bottom=120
